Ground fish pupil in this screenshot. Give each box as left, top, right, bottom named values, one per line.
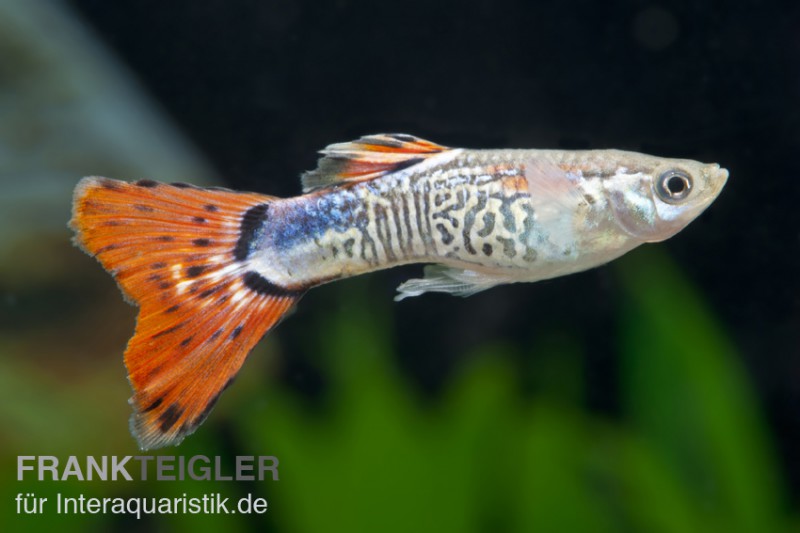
left=667, top=176, right=687, bottom=195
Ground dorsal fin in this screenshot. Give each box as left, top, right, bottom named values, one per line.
left=301, top=133, right=449, bottom=192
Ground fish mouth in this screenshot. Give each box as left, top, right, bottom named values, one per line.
left=708, top=163, right=729, bottom=190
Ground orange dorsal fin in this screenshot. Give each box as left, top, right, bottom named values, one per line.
left=71, top=178, right=305, bottom=449
left=301, top=133, right=449, bottom=192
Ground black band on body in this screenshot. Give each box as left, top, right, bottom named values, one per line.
left=234, top=203, right=270, bottom=261
left=242, top=271, right=305, bottom=298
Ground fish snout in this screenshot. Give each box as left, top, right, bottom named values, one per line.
left=708, top=163, right=729, bottom=187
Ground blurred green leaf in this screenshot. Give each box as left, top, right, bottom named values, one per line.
left=589, top=424, right=706, bottom=533
left=228, top=256, right=796, bottom=533
left=616, top=247, right=783, bottom=533
left=236, top=282, right=488, bottom=532
left=515, top=404, right=616, bottom=533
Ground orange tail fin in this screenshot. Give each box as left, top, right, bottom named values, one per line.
left=71, top=177, right=304, bottom=449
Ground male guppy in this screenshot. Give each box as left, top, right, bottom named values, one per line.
left=71, top=134, right=728, bottom=449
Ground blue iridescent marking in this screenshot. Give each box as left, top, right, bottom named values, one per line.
left=270, top=192, right=361, bottom=250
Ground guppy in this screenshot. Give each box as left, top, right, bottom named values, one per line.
left=71, top=133, right=728, bottom=449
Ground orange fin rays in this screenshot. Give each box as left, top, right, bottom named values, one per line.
left=301, top=133, right=449, bottom=192
left=71, top=178, right=303, bottom=449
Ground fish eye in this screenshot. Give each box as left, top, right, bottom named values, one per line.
left=656, top=170, right=692, bottom=203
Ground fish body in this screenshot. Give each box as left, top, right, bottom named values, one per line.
left=70, top=134, right=728, bottom=449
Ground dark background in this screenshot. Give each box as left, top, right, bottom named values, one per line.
left=68, top=0, right=800, bottom=502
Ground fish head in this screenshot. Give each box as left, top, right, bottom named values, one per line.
left=601, top=151, right=728, bottom=243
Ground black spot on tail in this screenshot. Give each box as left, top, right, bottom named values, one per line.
left=234, top=203, right=270, bottom=261
left=189, top=377, right=236, bottom=430
left=186, top=265, right=206, bottom=278
left=199, top=287, right=220, bottom=299
left=193, top=238, right=212, bottom=247
left=135, top=179, right=158, bottom=188
left=152, top=323, right=183, bottom=339
left=158, top=404, right=184, bottom=432
left=242, top=271, right=304, bottom=297
left=145, top=364, right=164, bottom=381
left=98, top=178, right=121, bottom=190
left=142, top=397, right=163, bottom=413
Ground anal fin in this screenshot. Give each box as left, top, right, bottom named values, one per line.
left=394, top=265, right=509, bottom=301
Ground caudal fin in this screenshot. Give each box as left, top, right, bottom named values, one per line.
left=71, top=177, right=304, bottom=449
